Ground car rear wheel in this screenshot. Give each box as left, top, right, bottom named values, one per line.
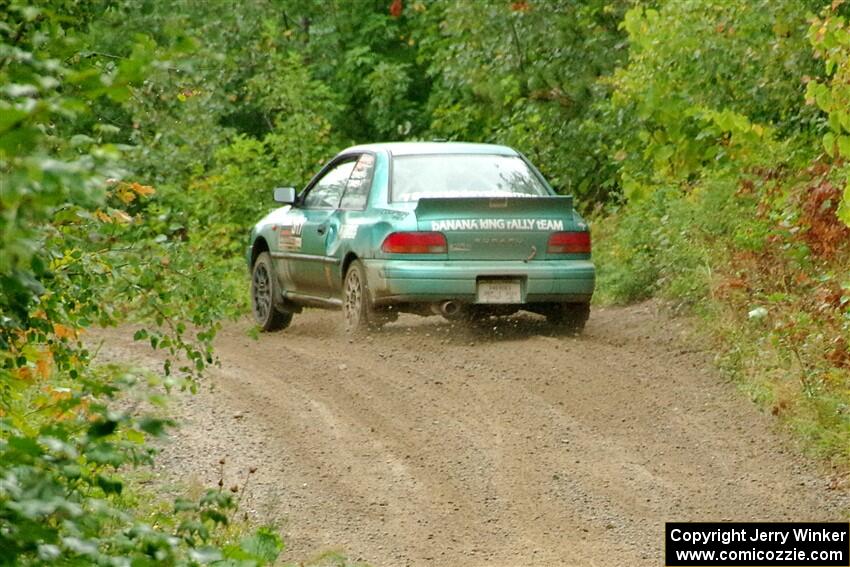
left=343, top=260, right=379, bottom=333
left=251, top=252, right=293, bottom=332
left=545, top=302, right=590, bottom=334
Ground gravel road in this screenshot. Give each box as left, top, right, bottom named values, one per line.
left=96, top=302, right=848, bottom=566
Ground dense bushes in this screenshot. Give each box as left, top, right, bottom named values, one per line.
left=1, top=4, right=279, bottom=564
left=3, top=2, right=849, bottom=563
left=595, top=1, right=850, bottom=464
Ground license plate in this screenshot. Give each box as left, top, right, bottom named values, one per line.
left=476, top=279, right=522, bottom=304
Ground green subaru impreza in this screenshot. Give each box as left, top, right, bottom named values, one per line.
left=246, top=142, right=595, bottom=333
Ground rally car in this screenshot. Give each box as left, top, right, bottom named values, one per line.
left=246, top=142, right=595, bottom=333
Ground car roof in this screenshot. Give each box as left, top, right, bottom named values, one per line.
left=341, top=141, right=519, bottom=157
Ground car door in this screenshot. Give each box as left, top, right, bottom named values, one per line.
left=292, top=157, right=357, bottom=297
left=330, top=153, right=378, bottom=295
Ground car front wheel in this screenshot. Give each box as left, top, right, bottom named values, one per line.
left=251, top=251, right=293, bottom=332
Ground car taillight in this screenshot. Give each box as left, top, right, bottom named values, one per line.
left=381, top=231, right=448, bottom=254
left=547, top=231, right=591, bottom=254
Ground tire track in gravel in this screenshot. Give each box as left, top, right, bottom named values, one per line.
left=95, top=302, right=848, bottom=567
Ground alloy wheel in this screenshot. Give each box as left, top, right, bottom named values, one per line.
left=252, top=262, right=272, bottom=323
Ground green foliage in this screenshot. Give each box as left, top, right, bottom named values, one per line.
left=0, top=396, right=282, bottom=565
left=1, top=3, right=279, bottom=564
left=3, top=1, right=850, bottom=560
left=595, top=171, right=767, bottom=304
left=419, top=0, right=630, bottom=203
left=611, top=0, right=822, bottom=197
left=807, top=8, right=850, bottom=226
left=246, top=50, right=344, bottom=185
left=595, top=0, right=850, bottom=464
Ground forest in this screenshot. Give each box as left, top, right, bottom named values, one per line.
left=1, top=0, right=849, bottom=564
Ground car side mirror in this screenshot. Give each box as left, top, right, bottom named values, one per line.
left=273, top=187, right=296, bottom=204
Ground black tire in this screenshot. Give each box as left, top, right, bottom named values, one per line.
left=251, top=252, right=293, bottom=332
left=342, top=260, right=378, bottom=333
left=545, top=302, right=590, bottom=334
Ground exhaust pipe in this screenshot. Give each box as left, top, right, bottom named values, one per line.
left=432, top=300, right=462, bottom=319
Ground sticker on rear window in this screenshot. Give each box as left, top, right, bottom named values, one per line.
left=430, top=218, right=564, bottom=231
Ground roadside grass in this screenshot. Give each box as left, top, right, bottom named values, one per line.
left=119, top=466, right=284, bottom=557
left=710, top=301, right=850, bottom=467
left=126, top=457, right=371, bottom=567
left=101, top=360, right=286, bottom=560
left=592, top=172, right=850, bottom=472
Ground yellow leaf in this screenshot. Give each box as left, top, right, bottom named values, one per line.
left=16, top=367, right=33, bottom=381
left=53, top=324, right=77, bottom=340
left=126, top=430, right=145, bottom=444
left=36, top=357, right=50, bottom=379
left=131, top=182, right=155, bottom=196
left=45, top=386, right=71, bottom=402
left=117, top=188, right=136, bottom=204
left=112, top=210, right=133, bottom=223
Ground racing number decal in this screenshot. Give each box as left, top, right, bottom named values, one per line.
left=278, top=219, right=304, bottom=251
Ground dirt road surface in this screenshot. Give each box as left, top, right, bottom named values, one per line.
left=97, top=303, right=848, bottom=566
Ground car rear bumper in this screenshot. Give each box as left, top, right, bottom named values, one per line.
left=362, top=259, right=595, bottom=305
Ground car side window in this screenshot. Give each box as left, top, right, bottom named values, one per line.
left=339, top=154, right=376, bottom=210
left=302, top=159, right=356, bottom=209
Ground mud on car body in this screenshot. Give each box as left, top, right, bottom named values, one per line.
left=247, top=142, right=595, bottom=333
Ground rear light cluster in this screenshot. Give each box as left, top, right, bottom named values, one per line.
left=547, top=231, right=591, bottom=254
left=382, top=231, right=448, bottom=254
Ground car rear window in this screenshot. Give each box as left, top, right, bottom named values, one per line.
left=391, top=154, right=550, bottom=202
